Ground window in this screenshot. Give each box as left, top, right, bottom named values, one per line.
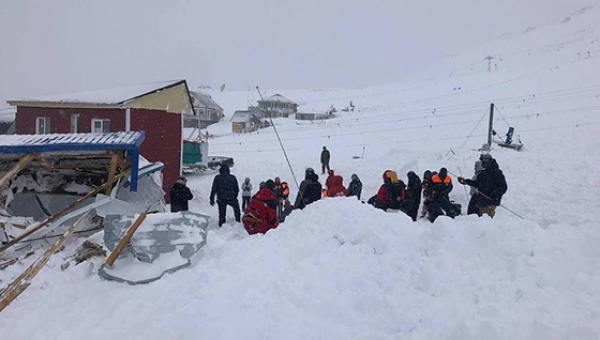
left=92, top=119, right=110, bottom=133
left=35, top=117, right=51, bottom=134
left=71, top=114, right=79, bottom=133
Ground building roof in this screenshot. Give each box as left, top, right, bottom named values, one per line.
left=230, top=110, right=261, bottom=123
left=259, top=94, right=296, bottom=104
left=189, top=91, right=223, bottom=112
left=0, top=131, right=146, bottom=191
left=7, top=80, right=189, bottom=107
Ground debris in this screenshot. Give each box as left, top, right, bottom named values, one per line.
left=60, top=262, right=70, bottom=271
left=74, top=241, right=106, bottom=264
left=0, top=259, right=17, bottom=270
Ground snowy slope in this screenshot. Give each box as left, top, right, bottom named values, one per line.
left=1, top=5, right=600, bottom=340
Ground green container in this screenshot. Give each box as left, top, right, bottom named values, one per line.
left=183, top=142, right=202, bottom=164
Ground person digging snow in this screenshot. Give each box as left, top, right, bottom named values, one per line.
left=458, top=154, right=508, bottom=218
left=242, top=179, right=279, bottom=235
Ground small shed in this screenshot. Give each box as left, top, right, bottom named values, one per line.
left=257, top=94, right=298, bottom=118
left=230, top=109, right=262, bottom=133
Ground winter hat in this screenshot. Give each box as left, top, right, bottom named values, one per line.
left=423, top=170, right=432, bottom=180
left=351, top=173, right=359, bottom=181
left=274, top=177, right=281, bottom=184
left=480, top=154, right=493, bottom=168
left=244, top=177, right=250, bottom=183
left=305, top=167, right=315, bottom=177
left=439, top=167, right=448, bottom=179
left=259, top=181, right=266, bottom=189
left=265, top=179, right=275, bottom=190
left=177, top=176, right=187, bottom=184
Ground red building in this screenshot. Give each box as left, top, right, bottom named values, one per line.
left=8, top=80, right=195, bottom=202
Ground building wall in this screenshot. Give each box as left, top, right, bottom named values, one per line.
left=15, top=106, right=125, bottom=134
left=15, top=106, right=182, bottom=203
left=130, top=108, right=182, bottom=203
left=128, top=83, right=194, bottom=115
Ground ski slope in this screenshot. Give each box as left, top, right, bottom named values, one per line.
left=1, top=5, right=600, bottom=339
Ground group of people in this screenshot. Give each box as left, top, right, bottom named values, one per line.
left=169, top=149, right=508, bottom=236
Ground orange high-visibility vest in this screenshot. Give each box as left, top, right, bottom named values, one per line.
left=431, top=174, right=452, bottom=184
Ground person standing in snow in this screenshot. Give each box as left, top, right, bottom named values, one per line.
left=466, top=160, right=484, bottom=215
left=241, top=177, right=253, bottom=211
left=347, top=173, right=363, bottom=200
left=458, top=154, right=508, bottom=218
left=320, top=146, right=331, bottom=174
left=242, top=179, right=279, bottom=235
left=209, top=164, right=241, bottom=226
left=169, top=176, right=193, bottom=213
left=404, top=171, right=422, bottom=221
left=273, top=177, right=290, bottom=222
left=427, top=167, right=459, bottom=222
left=294, top=167, right=322, bottom=210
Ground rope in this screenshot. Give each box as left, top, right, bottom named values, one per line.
left=460, top=110, right=488, bottom=149
left=493, top=105, right=512, bottom=129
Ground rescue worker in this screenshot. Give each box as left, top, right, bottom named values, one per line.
left=169, top=176, right=193, bottom=213
left=294, top=167, right=322, bottom=210
left=321, top=146, right=331, bottom=174
left=242, top=179, right=279, bottom=235
left=347, top=173, right=363, bottom=200
left=209, top=164, right=241, bottom=227
left=458, top=154, right=508, bottom=218
left=404, top=171, right=422, bottom=221
left=427, top=167, right=458, bottom=222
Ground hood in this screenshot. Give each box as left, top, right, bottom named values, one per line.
left=254, top=187, right=277, bottom=201
left=328, top=170, right=335, bottom=176
left=330, top=175, right=344, bottom=187
left=382, top=170, right=393, bottom=181
left=219, top=164, right=230, bottom=174
left=485, top=159, right=499, bottom=170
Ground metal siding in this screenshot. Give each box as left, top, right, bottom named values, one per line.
left=130, top=108, right=181, bottom=203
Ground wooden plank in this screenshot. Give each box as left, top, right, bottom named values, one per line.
left=0, top=169, right=131, bottom=255
left=105, top=212, right=147, bottom=267
left=0, top=154, right=37, bottom=189
left=105, top=153, right=119, bottom=195
left=0, top=258, right=18, bottom=270
left=0, top=212, right=88, bottom=313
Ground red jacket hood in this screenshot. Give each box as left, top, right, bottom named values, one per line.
left=254, top=187, right=277, bottom=201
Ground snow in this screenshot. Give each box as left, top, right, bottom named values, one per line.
left=0, top=131, right=144, bottom=147
left=2, top=5, right=600, bottom=339
left=8, top=80, right=184, bottom=105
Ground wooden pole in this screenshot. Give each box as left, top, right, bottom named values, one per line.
left=105, top=153, right=120, bottom=195
left=0, top=169, right=131, bottom=255
left=0, top=154, right=37, bottom=189
left=0, top=212, right=88, bottom=313
left=104, top=212, right=147, bottom=267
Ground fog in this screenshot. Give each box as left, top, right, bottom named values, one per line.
left=0, top=0, right=591, bottom=107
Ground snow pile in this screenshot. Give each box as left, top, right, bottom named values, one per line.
left=1, top=199, right=599, bottom=339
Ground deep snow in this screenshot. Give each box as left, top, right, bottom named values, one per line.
left=1, top=5, right=600, bottom=339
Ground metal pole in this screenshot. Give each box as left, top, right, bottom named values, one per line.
left=487, top=103, right=495, bottom=147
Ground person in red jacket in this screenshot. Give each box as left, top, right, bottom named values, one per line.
left=325, top=169, right=336, bottom=189
left=326, top=174, right=348, bottom=197
left=242, top=180, right=279, bottom=235
left=367, top=170, right=406, bottom=211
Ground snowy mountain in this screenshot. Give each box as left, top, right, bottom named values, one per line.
left=1, top=5, right=600, bottom=340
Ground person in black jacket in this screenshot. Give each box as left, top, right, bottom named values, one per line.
left=404, top=171, right=422, bottom=221
left=458, top=154, right=508, bottom=218
left=320, top=146, right=331, bottom=174
left=294, top=167, right=322, bottom=210
left=209, top=164, right=241, bottom=226
left=170, top=176, right=193, bottom=212
left=347, top=173, right=363, bottom=200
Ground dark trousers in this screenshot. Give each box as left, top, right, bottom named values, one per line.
left=218, top=199, right=241, bottom=226
left=428, top=198, right=457, bottom=222
left=242, top=196, right=250, bottom=211
left=467, top=195, right=479, bottom=215
left=321, top=162, right=330, bottom=174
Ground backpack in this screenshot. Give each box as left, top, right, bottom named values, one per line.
left=303, top=180, right=322, bottom=204
left=387, top=181, right=406, bottom=210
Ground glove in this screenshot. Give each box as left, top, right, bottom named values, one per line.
left=458, top=177, right=466, bottom=185
left=210, top=200, right=215, bottom=206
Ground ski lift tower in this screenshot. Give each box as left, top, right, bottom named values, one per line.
left=485, top=55, right=495, bottom=72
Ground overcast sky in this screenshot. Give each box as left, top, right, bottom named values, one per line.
left=0, top=0, right=592, bottom=107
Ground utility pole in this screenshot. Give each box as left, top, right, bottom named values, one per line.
left=485, top=55, right=495, bottom=72
left=487, top=103, right=495, bottom=147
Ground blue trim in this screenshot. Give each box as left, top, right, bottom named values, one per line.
left=0, top=131, right=148, bottom=192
